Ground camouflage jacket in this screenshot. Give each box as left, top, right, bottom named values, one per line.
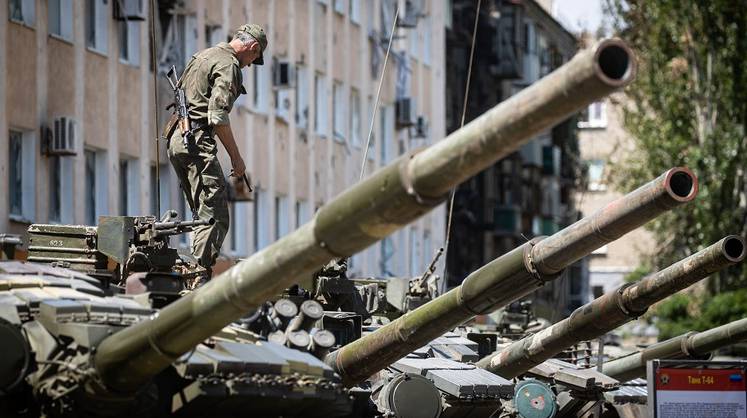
left=180, top=42, right=246, bottom=126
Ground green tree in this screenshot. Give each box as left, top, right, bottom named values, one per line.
left=605, top=0, right=747, bottom=337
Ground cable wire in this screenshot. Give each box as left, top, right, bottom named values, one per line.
left=430, top=0, right=482, bottom=286
left=359, top=5, right=400, bottom=180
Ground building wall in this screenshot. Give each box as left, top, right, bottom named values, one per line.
left=1, top=0, right=447, bottom=280
left=444, top=0, right=587, bottom=319
left=576, top=96, right=656, bottom=299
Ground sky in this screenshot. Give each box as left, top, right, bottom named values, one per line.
left=552, top=0, right=606, bottom=35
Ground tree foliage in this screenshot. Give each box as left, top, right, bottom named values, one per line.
left=605, top=0, right=747, bottom=337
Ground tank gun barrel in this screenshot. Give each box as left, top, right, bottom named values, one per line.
left=325, top=168, right=697, bottom=386
left=602, top=317, right=747, bottom=382
left=476, top=236, right=745, bottom=378
left=91, top=39, right=637, bottom=393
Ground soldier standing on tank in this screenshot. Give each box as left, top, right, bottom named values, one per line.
left=167, top=24, right=268, bottom=278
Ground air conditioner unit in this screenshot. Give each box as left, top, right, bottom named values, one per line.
left=396, top=97, right=415, bottom=128
left=414, top=115, right=428, bottom=138
left=273, top=60, right=295, bottom=89
left=114, top=0, right=146, bottom=21
left=44, top=117, right=77, bottom=156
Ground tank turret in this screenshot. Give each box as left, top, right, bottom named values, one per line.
left=475, top=235, right=746, bottom=379
left=88, top=39, right=637, bottom=394
left=325, top=167, right=698, bottom=386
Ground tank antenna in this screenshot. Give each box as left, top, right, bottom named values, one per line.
left=358, top=5, right=399, bottom=178
left=149, top=0, right=162, bottom=216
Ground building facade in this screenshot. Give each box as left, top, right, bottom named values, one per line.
left=1, top=0, right=447, bottom=279
left=576, top=94, right=655, bottom=300
left=444, top=0, right=588, bottom=319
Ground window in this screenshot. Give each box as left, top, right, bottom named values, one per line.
left=253, top=188, right=271, bottom=251
left=592, top=244, right=608, bottom=256
left=49, top=156, right=74, bottom=223
left=409, top=28, right=418, bottom=59
left=295, top=200, right=310, bottom=228
left=49, top=157, right=61, bottom=222
left=49, top=0, right=73, bottom=41
left=295, top=66, right=310, bottom=129
left=444, top=0, right=453, bottom=30
left=276, top=89, right=292, bottom=122
left=350, top=0, right=361, bottom=24
left=380, top=237, right=395, bottom=276
left=228, top=201, right=249, bottom=256
left=379, top=106, right=388, bottom=162
left=253, top=64, right=270, bottom=113
left=366, top=0, right=375, bottom=31
left=409, top=227, right=421, bottom=276
left=350, top=89, right=361, bottom=148
left=578, top=101, right=607, bottom=129
left=119, top=161, right=128, bottom=215
left=9, top=0, right=35, bottom=27
left=176, top=14, right=198, bottom=66
left=9, top=130, right=36, bottom=222
left=367, top=96, right=375, bottom=160
left=314, top=74, right=328, bottom=137
left=176, top=192, right=191, bottom=247
left=8, top=131, right=22, bottom=218
left=423, top=230, right=432, bottom=269
left=275, top=195, right=290, bottom=239
left=587, top=159, right=606, bottom=191
left=119, top=20, right=141, bottom=65
left=333, top=82, right=346, bottom=142
left=379, top=105, right=394, bottom=163
left=85, top=149, right=108, bottom=225
left=422, top=15, right=431, bottom=66
left=150, top=163, right=172, bottom=217
left=86, top=0, right=109, bottom=54
left=334, top=0, right=345, bottom=14
left=205, top=24, right=224, bottom=47
left=119, top=158, right=140, bottom=215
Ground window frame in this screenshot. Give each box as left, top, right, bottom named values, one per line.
left=332, top=82, right=346, bottom=143
left=314, top=73, right=328, bottom=137
left=350, top=88, right=362, bottom=148
left=119, top=19, right=141, bottom=66
left=8, top=129, right=36, bottom=223
left=350, top=0, right=361, bottom=24
left=49, top=0, right=74, bottom=42
left=86, top=0, right=110, bottom=55
left=295, top=66, right=310, bottom=129
left=8, top=0, right=35, bottom=28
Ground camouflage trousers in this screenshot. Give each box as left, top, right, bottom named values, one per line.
left=168, top=128, right=229, bottom=272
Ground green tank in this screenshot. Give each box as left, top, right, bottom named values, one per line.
left=476, top=235, right=746, bottom=379
left=0, top=38, right=637, bottom=417
left=325, top=166, right=697, bottom=387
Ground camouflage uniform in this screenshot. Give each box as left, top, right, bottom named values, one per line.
left=168, top=42, right=245, bottom=270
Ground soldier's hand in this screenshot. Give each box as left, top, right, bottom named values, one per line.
left=231, top=156, right=246, bottom=178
